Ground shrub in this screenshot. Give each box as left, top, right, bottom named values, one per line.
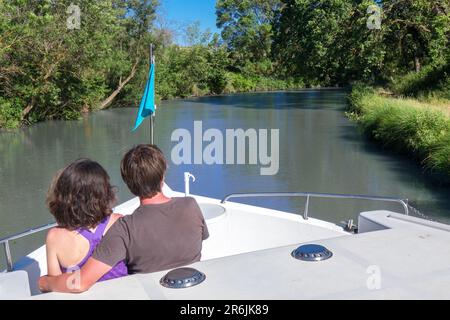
left=348, top=85, right=450, bottom=183
left=0, top=98, right=22, bottom=129
left=392, top=62, right=450, bottom=100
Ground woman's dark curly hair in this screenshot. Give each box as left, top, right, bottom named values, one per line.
left=46, top=159, right=117, bottom=231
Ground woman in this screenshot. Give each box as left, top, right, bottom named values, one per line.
left=45, top=159, right=127, bottom=281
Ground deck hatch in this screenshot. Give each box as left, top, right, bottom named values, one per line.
left=291, top=244, right=333, bottom=261
left=160, top=267, right=206, bottom=289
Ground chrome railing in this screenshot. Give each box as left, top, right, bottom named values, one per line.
left=1, top=191, right=409, bottom=272
left=221, top=192, right=409, bottom=220
left=0, top=222, right=56, bottom=272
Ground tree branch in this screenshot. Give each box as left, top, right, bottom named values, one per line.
left=99, top=59, right=140, bottom=110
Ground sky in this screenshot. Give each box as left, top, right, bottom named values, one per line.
left=158, top=0, right=220, bottom=45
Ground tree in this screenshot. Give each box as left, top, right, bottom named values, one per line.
left=273, top=0, right=449, bottom=84
left=0, top=0, right=129, bottom=124
left=381, top=0, right=450, bottom=74
left=0, top=0, right=161, bottom=128
left=101, top=0, right=160, bottom=109
left=184, top=21, right=212, bottom=47
left=273, top=0, right=373, bottom=85
left=216, top=0, right=282, bottom=70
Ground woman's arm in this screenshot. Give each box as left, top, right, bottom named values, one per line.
left=45, top=228, right=62, bottom=276
left=39, top=257, right=112, bottom=293
left=39, top=219, right=128, bottom=293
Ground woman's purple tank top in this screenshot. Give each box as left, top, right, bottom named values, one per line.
left=60, top=216, right=128, bottom=281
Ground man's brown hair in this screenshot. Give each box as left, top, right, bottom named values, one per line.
left=121, top=144, right=167, bottom=198
left=46, top=159, right=116, bottom=230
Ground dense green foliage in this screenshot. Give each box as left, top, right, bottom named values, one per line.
left=349, top=83, right=450, bottom=183
left=273, top=0, right=449, bottom=85
left=392, top=61, right=450, bottom=100
left=1, top=0, right=449, bottom=129
left=0, top=0, right=158, bottom=129
left=0, top=0, right=300, bottom=129
left=216, top=0, right=281, bottom=75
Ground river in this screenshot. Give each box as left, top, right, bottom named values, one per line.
left=1, top=89, right=449, bottom=268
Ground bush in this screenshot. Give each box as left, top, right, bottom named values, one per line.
left=227, top=73, right=257, bottom=92
left=348, top=85, right=450, bottom=183
left=225, top=73, right=304, bottom=93
left=392, top=61, right=450, bottom=100
left=207, top=69, right=228, bottom=94
left=0, top=98, right=22, bottom=129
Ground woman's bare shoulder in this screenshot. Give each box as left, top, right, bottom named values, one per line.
left=46, top=227, right=71, bottom=247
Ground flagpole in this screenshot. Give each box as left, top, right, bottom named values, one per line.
left=149, top=43, right=155, bottom=145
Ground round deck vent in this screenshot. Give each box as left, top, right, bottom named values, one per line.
left=160, top=267, right=206, bottom=289
left=291, top=244, right=333, bottom=262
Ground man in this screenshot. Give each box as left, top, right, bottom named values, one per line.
left=39, top=144, right=209, bottom=293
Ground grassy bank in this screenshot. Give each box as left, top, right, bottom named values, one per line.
left=348, top=83, right=450, bottom=183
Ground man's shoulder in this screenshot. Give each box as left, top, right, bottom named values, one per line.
left=124, top=197, right=201, bottom=220
left=174, top=196, right=197, bottom=205
left=138, top=197, right=198, bottom=209
left=174, top=197, right=204, bottom=219
left=173, top=197, right=201, bottom=211
left=105, top=214, right=130, bottom=235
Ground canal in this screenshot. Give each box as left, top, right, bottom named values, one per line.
left=1, top=89, right=449, bottom=268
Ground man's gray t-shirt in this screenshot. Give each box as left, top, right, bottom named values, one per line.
left=93, top=197, right=209, bottom=274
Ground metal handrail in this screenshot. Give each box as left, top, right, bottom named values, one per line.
left=0, top=222, right=56, bottom=272
left=220, top=192, right=409, bottom=220
left=1, top=191, right=409, bottom=273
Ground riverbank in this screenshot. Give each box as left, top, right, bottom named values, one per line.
left=165, top=72, right=305, bottom=99
left=0, top=71, right=305, bottom=130
left=347, top=83, right=450, bottom=184
left=3, top=89, right=450, bottom=250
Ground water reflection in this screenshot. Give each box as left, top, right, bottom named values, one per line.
left=1, top=89, right=449, bottom=266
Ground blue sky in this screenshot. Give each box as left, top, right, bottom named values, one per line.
left=159, top=0, right=220, bottom=44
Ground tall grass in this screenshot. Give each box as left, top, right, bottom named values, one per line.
left=348, top=84, right=450, bottom=183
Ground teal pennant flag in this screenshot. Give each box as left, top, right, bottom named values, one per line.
left=132, top=63, right=155, bottom=131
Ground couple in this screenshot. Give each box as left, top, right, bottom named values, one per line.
left=39, top=144, right=209, bottom=293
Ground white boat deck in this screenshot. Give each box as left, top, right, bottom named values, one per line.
left=1, top=186, right=349, bottom=298
left=32, top=211, right=450, bottom=300
left=2, top=184, right=450, bottom=300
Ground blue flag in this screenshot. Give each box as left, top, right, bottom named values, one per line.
left=132, top=63, right=155, bottom=131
